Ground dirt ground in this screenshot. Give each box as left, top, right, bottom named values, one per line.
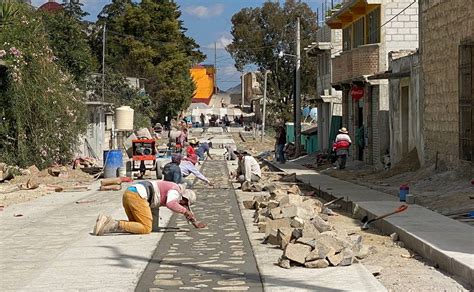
left=234, top=136, right=471, bottom=290
left=233, top=134, right=474, bottom=224
left=0, top=166, right=94, bottom=208
left=257, top=170, right=470, bottom=291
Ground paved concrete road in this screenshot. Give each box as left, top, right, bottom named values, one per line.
left=0, top=181, right=173, bottom=291
left=136, top=160, right=263, bottom=291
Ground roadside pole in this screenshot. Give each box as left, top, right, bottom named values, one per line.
left=295, top=17, right=302, bottom=157
left=261, top=70, right=270, bottom=142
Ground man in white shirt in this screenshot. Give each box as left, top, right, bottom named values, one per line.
left=232, top=149, right=261, bottom=183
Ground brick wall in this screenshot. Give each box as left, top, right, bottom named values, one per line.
left=332, top=44, right=379, bottom=83
left=420, top=0, right=474, bottom=166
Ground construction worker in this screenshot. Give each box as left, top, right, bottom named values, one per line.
left=180, top=154, right=213, bottom=187
left=163, top=154, right=183, bottom=184
left=231, top=149, right=261, bottom=183
left=93, top=180, right=206, bottom=235
left=194, top=141, right=213, bottom=161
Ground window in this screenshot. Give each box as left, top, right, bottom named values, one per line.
left=459, top=43, right=473, bottom=161
left=343, top=26, right=352, bottom=51
left=353, top=17, right=365, bottom=48
left=366, top=7, right=380, bottom=44
left=318, top=53, right=330, bottom=75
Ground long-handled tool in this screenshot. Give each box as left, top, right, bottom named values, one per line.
left=324, top=197, right=344, bottom=207
left=361, top=204, right=408, bottom=230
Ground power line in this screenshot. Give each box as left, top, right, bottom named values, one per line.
left=330, top=0, right=417, bottom=57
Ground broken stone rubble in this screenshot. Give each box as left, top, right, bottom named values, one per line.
left=243, top=182, right=372, bottom=269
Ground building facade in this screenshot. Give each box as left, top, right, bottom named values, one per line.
left=307, top=25, right=343, bottom=153
left=326, top=0, right=419, bottom=168
left=419, top=0, right=473, bottom=168
left=370, top=51, right=422, bottom=166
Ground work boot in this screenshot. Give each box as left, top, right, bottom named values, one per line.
left=93, top=214, right=121, bottom=236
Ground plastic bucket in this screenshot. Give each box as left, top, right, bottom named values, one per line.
left=399, top=184, right=409, bottom=202
left=103, top=150, right=123, bottom=178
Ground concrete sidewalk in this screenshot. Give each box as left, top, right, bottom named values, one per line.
left=0, top=181, right=173, bottom=291
left=228, top=160, right=387, bottom=292
left=266, top=160, right=474, bottom=287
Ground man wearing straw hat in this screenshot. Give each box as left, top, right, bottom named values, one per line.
left=93, top=181, right=205, bottom=235
left=334, top=127, right=352, bottom=170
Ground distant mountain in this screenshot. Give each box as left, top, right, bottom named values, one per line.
left=224, top=83, right=241, bottom=94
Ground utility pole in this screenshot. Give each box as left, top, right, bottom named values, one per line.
left=241, top=72, right=245, bottom=107
left=214, top=42, right=217, bottom=94
left=102, top=23, right=106, bottom=101
left=295, top=17, right=302, bottom=157
left=261, top=70, right=270, bottom=142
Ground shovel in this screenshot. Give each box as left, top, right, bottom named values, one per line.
left=361, top=204, right=408, bottom=230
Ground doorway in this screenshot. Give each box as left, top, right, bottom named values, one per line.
left=401, top=86, right=409, bottom=155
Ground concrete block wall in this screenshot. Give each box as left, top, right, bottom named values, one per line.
left=420, top=0, right=474, bottom=166
left=381, top=0, right=419, bottom=70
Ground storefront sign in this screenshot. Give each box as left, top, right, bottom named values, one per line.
left=351, top=86, right=364, bottom=101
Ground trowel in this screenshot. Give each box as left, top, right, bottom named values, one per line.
left=361, top=204, right=408, bottom=230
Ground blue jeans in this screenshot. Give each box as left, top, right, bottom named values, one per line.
left=276, top=144, right=286, bottom=163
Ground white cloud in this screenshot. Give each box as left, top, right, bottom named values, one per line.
left=184, top=4, right=224, bottom=18
left=206, top=35, right=232, bottom=49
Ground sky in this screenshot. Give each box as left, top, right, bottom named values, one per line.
left=32, top=0, right=333, bottom=91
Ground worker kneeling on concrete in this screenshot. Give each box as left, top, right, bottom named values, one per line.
left=93, top=181, right=206, bottom=235
left=231, top=149, right=261, bottom=183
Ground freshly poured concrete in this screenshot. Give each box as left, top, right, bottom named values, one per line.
left=0, top=181, right=173, bottom=291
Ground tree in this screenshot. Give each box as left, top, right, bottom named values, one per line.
left=227, top=0, right=319, bottom=123
left=39, top=3, right=97, bottom=86
left=0, top=4, right=86, bottom=168
left=94, top=0, right=205, bottom=123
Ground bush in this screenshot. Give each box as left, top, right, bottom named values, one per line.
left=0, top=7, right=86, bottom=168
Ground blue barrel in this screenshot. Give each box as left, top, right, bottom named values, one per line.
left=103, top=150, right=123, bottom=178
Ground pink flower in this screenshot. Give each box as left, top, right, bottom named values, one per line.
left=0, top=50, right=6, bottom=58
left=9, top=47, right=22, bottom=57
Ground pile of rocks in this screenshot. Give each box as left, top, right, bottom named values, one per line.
left=243, top=185, right=370, bottom=269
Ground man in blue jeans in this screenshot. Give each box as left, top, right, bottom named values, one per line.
left=275, top=125, right=286, bottom=163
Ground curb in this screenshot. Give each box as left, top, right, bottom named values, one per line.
left=263, top=159, right=474, bottom=288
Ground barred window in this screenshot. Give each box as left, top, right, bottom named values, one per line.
left=366, top=7, right=380, bottom=44
left=353, top=17, right=365, bottom=48
left=343, top=26, right=352, bottom=51
left=459, top=43, right=473, bottom=161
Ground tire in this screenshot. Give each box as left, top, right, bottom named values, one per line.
left=155, top=160, right=162, bottom=179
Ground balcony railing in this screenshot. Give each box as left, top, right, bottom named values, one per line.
left=331, top=44, right=379, bottom=84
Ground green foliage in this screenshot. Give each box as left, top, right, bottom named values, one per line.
left=227, top=0, right=319, bottom=123
left=39, top=5, right=97, bottom=86
left=94, top=0, right=205, bottom=124
left=0, top=0, right=20, bottom=25
left=0, top=5, right=86, bottom=168
left=86, top=69, right=152, bottom=129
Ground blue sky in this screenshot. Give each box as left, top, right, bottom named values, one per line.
left=32, top=0, right=332, bottom=90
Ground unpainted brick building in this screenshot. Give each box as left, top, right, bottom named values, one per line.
left=326, top=0, right=419, bottom=169
left=420, top=0, right=474, bottom=170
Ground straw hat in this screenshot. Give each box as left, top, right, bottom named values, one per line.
left=339, top=127, right=348, bottom=134
left=182, top=189, right=196, bottom=205
left=189, top=138, right=199, bottom=145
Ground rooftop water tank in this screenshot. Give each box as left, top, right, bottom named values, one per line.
left=115, top=106, right=134, bottom=131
